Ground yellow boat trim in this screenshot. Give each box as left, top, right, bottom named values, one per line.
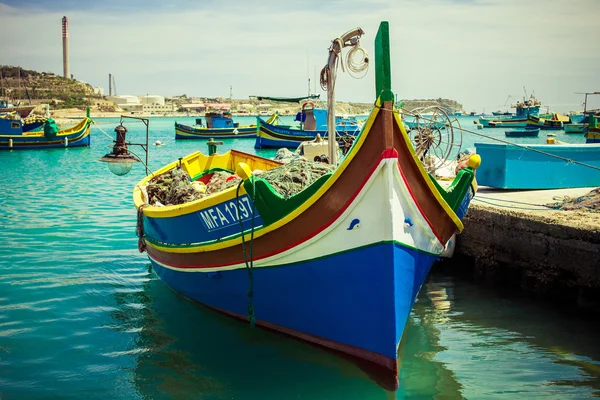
left=142, top=107, right=379, bottom=253
left=0, top=117, right=91, bottom=138
left=392, top=110, right=464, bottom=232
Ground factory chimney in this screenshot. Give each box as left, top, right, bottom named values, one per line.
left=109, top=73, right=112, bottom=96
left=62, top=16, right=70, bottom=79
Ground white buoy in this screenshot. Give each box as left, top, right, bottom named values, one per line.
left=155, top=140, right=162, bottom=146
left=9, top=138, right=13, bottom=149
left=64, top=137, right=68, bottom=147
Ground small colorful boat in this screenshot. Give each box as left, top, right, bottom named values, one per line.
left=132, top=22, right=479, bottom=390
left=479, top=96, right=541, bottom=128
left=564, top=123, right=588, bottom=134
left=505, top=127, right=540, bottom=137
left=526, top=115, right=564, bottom=130
left=569, top=113, right=585, bottom=124
left=254, top=102, right=361, bottom=149
left=0, top=109, right=92, bottom=150
left=175, top=111, right=277, bottom=139
left=586, top=113, right=600, bottom=144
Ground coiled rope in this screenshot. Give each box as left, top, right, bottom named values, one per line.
left=345, top=45, right=369, bottom=79
left=235, top=179, right=257, bottom=328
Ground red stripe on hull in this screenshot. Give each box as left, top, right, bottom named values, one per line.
left=147, top=148, right=393, bottom=270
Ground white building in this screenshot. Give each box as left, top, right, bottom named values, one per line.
left=107, top=94, right=176, bottom=114
left=107, top=95, right=142, bottom=111
left=139, top=95, right=165, bottom=106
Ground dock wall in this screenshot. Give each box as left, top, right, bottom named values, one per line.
left=453, top=205, right=600, bottom=309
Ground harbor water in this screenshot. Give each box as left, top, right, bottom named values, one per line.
left=0, top=116, right=598, bottom=399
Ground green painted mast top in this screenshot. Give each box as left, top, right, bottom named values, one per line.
left=375, top=21, right=394, bottom=104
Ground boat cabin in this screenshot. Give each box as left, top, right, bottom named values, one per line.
left=0, top=116, right=23, bottom=135
left=202, top=112, right=239, bottom=129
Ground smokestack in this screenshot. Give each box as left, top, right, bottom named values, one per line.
left=109, top=73, right=112, bottom=96
left=62, top=16, right=69, bottom=79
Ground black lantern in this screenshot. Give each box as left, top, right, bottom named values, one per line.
left=99, top=116, right=149, bottom=176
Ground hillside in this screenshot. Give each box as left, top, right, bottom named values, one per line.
left=1, top=66, right=96, bottom=109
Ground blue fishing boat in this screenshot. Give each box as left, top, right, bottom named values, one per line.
left=475, top=142, right=600, bottom=189
left=0, top=109, right=92, bottom=150
left=564, top=123, right=588, bottom=134
left=479, top=96, right=541, bottom=128
left=175, top=111, right=277, bottom=139
left=255, top=101, right=361, bottom=149
left=505, top=127, right=540, bottom=137
left=569, top=113, right=585, bottom=124
left=132, top=22, right=479, bottom=390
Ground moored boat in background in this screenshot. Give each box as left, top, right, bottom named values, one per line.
left=480, top=95, right=541, bottom=128
left=0, top=109, right=92, bottom=150
left=505, top=127, right=540, bottom=137
left=564, top=123, right=588, bottom=134
left=254, top=101, right=360, bottom=149
left=175, top=111, right=277, bottom=139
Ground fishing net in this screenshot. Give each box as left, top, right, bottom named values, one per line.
left=145, top=159, right=335, bottom=206
left=259, top=159, right=335, bottom=197
left=546, top=188, right=600, bottom=212
left=146, top=167, right=205, bottom=206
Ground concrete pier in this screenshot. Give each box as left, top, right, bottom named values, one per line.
left=453, top=186, right=600, bottom=309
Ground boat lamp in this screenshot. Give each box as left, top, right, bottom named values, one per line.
left=99, top=124, right=141, bottom=176
left=99, top=115, right=150, bottom=176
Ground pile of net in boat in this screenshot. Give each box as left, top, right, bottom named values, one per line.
left=146, top=167, right=205, bottom=206
left=145, top=160, right=335, bottom=206
left=546, top=187, right=600, bottom=212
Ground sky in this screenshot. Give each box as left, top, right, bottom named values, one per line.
left=1, top=0, right=599, bottom=113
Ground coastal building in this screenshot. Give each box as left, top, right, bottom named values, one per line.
left=105, top=94, right=176, bottom=113
left=107, top=95, right=142, bottom=111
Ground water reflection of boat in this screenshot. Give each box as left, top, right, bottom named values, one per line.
left=417, top=269, right=600, bottom=399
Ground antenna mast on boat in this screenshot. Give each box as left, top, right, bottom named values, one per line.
left=321, top=27, right=369, bottom=165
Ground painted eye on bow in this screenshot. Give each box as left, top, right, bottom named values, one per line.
left=347, top=218, right=361, bottom=230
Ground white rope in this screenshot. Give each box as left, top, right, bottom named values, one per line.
left=345, top=45, right=369, bottom=79
left=92, top=122, right=117, bottom=141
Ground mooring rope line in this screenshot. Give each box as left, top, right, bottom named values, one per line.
left=472, top=197, right=555, bottom=211
left=91, top=121, right=116, bottom=141
left=373, top=104, right=600, bottom=172
left=235, top=180, right=257, bottom=328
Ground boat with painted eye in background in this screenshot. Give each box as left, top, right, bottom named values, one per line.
left=133, top=22, right=479, bottom=390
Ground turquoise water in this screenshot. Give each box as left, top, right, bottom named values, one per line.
left=0, top=116, right=597, bottom=399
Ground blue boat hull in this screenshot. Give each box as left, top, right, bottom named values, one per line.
left=175, top=124, right=257, bottom=139
left=474, top=143, right=600, bottom=189
left=149, top=241, right=436, bottom=375
left=505, top=128, right=539, bottom=137
left=255, top=119, right=360, bottom=149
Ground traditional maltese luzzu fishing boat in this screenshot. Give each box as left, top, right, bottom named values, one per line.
left=0, top=109, right=92, bottom=150
left=133, top=22, right=479, bottom=389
